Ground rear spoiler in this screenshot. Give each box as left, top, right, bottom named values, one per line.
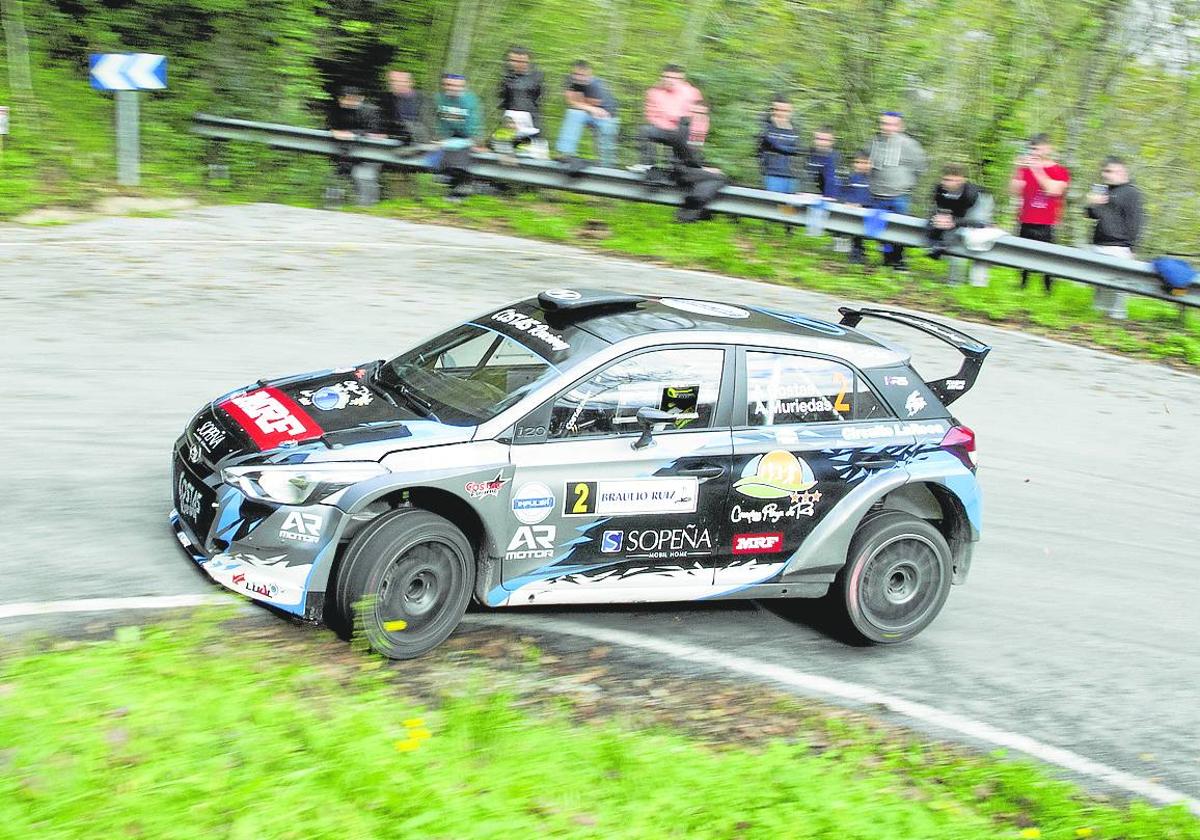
left=838, top=307, right=991, bottom=406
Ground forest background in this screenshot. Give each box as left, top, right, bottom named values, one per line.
left=1, top=0, right=1198, bottom=253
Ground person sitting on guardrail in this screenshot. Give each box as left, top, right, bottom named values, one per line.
left=869, top=111, right=927, bottom=271
left=556, top=60, right=620, bottom=168
left=839, top=150, right=874, bottom=265
left=435, top=73, right=483, bottom=200
left=1085, top=156, right=1145, bottom=319
left=327, top=86, right=386, bottom=206
left=758, top=95, right=800, bottom=194
left=927, top=163, right=984, bottom=256
left=499, top=46, right=544, bottom=129
left=631, top=64, right=707, bottom=174
left=1010, top=133, right=1070, bottom=293
left=385, top=70, right=429, bottom=146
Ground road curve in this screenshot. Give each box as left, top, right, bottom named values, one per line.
left=2, top=204, right=1197, bottom=799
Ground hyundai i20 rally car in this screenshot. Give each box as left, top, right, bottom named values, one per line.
left=171, top=290, right=988, bottom=658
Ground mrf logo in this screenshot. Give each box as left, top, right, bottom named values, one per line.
left=732, top=533, right=784, bottom=555
left=220, top=388, right=322, bottom=450
left=280, top=511, right=321, bottom=544
left=505, top=525, right=555, bottom=561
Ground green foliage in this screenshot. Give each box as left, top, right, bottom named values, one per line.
left=3, top=0, right=1200, bottom=250
left=2, top=613, right=1199, bottom=838
left=365, top=188, right=1200, bottom=367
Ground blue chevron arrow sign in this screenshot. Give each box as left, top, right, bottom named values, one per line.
left=89, top=53, right=167, bottom=91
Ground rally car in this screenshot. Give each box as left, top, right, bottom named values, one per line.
left=171, top=290, right=988, bottom=658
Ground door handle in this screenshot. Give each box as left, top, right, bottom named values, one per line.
left=859, top=458, right=897, bottom=469
left=676, top=465, right=726, bottom=479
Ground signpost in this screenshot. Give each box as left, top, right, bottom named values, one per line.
left=0, top=106, right=9, bottom=161
left=89, top=53, right=167, bottom=186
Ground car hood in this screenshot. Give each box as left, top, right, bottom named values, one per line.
left=186, top=364, right=475, bottom=462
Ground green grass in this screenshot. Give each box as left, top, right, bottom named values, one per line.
left=360, top=183, right=1200, bottom=369
left=2, top=613, right=1199, bottom=839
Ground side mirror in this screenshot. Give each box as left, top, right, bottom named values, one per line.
left=632, top=406, right=674, bottom=450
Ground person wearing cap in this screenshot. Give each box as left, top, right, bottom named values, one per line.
left=435, top=73, right=482, bottom=144
left=434, top=73, right=483, bottom=199
left=869, top=110, right=927, bottom=270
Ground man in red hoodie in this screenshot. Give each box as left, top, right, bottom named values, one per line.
left=632, top=64, right=709, bottom=171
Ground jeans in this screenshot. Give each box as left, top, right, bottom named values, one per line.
left=764, top=175, right=795, bottom=193
left=1092, top=245, right=1133, bottom=319
left=638, top=123, right=698, bottom=168
left=871, top=194, right=910, bottom=264
left=556, top=108, right=620, bottom=167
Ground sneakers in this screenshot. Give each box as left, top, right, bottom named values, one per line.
left=626, top=163, right=651, bottom=173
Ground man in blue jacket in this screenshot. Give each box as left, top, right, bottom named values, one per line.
left=758, top=96, right=800, bottom=193
left=805, top=127, right=840, bottom=198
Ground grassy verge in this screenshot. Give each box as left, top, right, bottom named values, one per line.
left=351, top=181, right=1200, bottom=369
left=1, top=612, right=1197, bottom=839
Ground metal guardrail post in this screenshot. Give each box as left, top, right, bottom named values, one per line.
left=190, top=114, right=1200, bottom=311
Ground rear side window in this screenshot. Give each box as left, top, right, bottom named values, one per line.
left=745, top=351, right=887, bottom=425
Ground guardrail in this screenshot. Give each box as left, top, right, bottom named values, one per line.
left=192, top=113, right=1199, bottom=311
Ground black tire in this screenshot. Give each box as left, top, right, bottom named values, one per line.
left=837, top=512, right=952, bottom=644
left=334, top=508, right=475, bottom=659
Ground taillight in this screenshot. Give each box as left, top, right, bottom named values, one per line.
left=940, top=425, right=976, bottom=468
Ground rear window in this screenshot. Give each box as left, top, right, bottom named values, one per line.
left=745, top=351, right=887, bottom=425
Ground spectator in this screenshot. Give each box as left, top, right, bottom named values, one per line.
left=1085, top=156, right=1145, bottom=318
left=839, top=149, right=874, bottom=265
left=927, top=163, right=984, bottom=257
left=498, top=46, right=544, bottom=129
left=1010, top=133, right=1070, bottom=292
left=869, top=110, right=927, bottom=270
left=758, top=95, right=800, bottom=194
left=330, top=85, right=383, bottom=139
left=805, top=126, right=839, bottom=198
left=328, top=86, right=385, bottom=205
left=384, top=70, right=428, bottom=145
left=434, top=73, right=483, bottom=199
left=633, top=64, right=707, bottom=172
left=555, top=60, right=620, bottom=167
left=435, top=73, right=481, bottom=143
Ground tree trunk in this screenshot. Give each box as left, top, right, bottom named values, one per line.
left=1, top=0, right=34, bottom=97
left=444, top=0, right=480, bottom=74
left=680, top=0, right=716, bottom=66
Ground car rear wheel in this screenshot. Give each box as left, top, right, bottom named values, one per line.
left=838, top=512, right=952, bottom=644
left=335, top=508, right=475, bottom=659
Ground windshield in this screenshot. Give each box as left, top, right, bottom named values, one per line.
left=379, top=323, right=559, bottom=426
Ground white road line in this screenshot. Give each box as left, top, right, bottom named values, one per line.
left=0, top=594, right=231, bottom=620
left=468, top=614, right=1200, bottom=816
left=3, top=597, right=1196, bottom=815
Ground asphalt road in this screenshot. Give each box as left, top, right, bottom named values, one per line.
left=2, top=204, right=1197, bottom=800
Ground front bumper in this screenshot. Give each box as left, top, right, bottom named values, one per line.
left=170, top=509, right=331, bottom=620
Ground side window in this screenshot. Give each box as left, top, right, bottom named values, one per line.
left=549, top=348, right=724, bottom=439
left=745, top=352, right=887, bottom=425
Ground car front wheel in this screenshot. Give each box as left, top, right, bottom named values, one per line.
left=838, top=512, right=952, bottom=644
left=335, top=508, right=475, bottom=659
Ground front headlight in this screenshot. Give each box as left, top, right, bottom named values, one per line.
left=221, top=462, right=388, bottom=505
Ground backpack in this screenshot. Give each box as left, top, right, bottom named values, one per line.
left=1151, top=257, right=1197, bottom=295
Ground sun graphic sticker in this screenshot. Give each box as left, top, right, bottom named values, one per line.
left=733, top=450, right=818, bottom=499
